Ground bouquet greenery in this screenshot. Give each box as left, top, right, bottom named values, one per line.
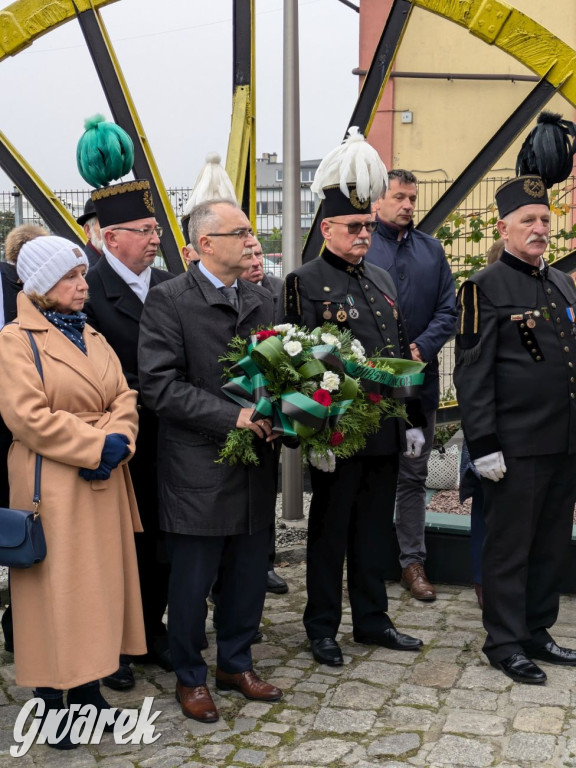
left=217, top=322, right=425, bottom=466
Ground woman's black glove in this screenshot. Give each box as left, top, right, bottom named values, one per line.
left=79, top=433, right=130, bottom=482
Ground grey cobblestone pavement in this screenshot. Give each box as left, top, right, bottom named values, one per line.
left=2, top=551, right=576, bottom=766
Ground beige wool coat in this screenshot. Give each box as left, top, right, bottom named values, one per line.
left=0, top=293, right=146, bottom=689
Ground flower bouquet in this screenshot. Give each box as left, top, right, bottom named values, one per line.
left=217, top=323, right=425, bottom=466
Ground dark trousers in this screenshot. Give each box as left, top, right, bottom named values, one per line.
left=481, top=453, right=576, bottom=663
left=304, top=454, right=398, bottom=639
left=130, top=439, right=170, bottom=651
left=166, top=528, right=269, bottom=687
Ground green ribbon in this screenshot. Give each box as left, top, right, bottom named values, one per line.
left=221, top=331, right=426, bottom=439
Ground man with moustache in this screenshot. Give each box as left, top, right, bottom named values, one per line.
left=284, top=129, right=426, bottom=667
left=454, top=175, right=576, bottom=684
left=138, top=199, right=282, bottom=723
left=84, top=180, right=173, bottom=689
left=77, top=198, right=104, bottom=268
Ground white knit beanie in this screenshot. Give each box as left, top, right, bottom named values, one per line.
left=17, top=236, right=89, bottom=296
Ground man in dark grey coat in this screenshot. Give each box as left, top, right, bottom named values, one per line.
left=139, top=199, right=283, bottom=724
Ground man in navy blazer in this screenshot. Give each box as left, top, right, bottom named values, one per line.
left=365, top=170, right=456, bottom=602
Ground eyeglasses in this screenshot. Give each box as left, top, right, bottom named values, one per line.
left=327, top=220, right=378, bottom=234
left=111, top=226, right=163, bottom=237
left=206, top=228, right=255, bottom=240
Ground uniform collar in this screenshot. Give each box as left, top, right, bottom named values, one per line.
left=501, top=249, right=548, bottom=278
left=322, top=248, right=365, bottom=276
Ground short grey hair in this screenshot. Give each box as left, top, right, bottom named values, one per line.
left=188, top=199, right=240, bottom=252
left=388, top=169, right=418, bottom=186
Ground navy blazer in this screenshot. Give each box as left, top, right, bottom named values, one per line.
left=366, top=220, right=457, bottom=411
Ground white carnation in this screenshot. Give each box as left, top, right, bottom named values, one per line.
left=284, top=340, right=303, bottom=357
left=351, top=339, right=365, bottom=355
left=321, top=333, right=341, bottom=348
left=352, top=350, right=367, bottom=363
left=322, top=371, right=340, bottom=392
left=274, top=324, right=294, bottom=334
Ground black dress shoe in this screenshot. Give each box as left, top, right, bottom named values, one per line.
left=491, top=652, right=547, bottom=684
left=102, top=656, right=135, bottom=690
left=354, top=627, right=423, bottom=651
left=526, top=640, right=576, bottom=666
left=137, top=646, right=173, bottom=671
left=310, top=637, right=343, bottom=666
left=267, top=569, right=288, bottom=595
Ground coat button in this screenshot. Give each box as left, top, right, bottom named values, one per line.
left=323, top=286, right=330, bottom=292
left=381, top=324, right=387, bottom=330
left=561, top=332, right=566, bottom=337
left=527, top=341, right=532, bottom=346
left=572, top=393, right=575, bottom=399
left=376, top=311, right=382, bottom=317
left=547, top=288, right=552, bottom=294
left=364, top=284, right=369, bottom=290
left=520, top=323, right=526, bottom=328
left=570, top=362, right=574, bottom=368
left=551, top=303, right=557, bottom=308
left=399, top=274, right=405, bottom=280
left=556, top=317, right=561, bottom=323
left=565, top=347, right=570, bottom=353
left=536, top=356, right=542, bottom=361
left=370, top=297, right=375, bottom=303
left=571, top=377, right=575, bottom=384
left=386, top=337, right=391, bottom=342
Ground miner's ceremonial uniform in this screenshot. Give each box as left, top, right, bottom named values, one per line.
left=285, top=249, right=423, bottom=644
left=454, top=248, right=576, bottom=665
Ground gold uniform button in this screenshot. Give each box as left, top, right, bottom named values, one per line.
left=323, top=286, right=330, bottom=292
left=376, top=311, right=382, bottom=317
left=551, top=303, right=557, bottom=308
left=389, top=351, right=395, bottom=357
left=565, top=346, right=570, bottom=353
left=381, top=324, right=386, bottom=330
left=364, top=284, right=369, bottom=290
left=572, top=393, right=575, bottom=400
left=571, top=377, right=575, bottom=384
left=556, top=317, right=561, bottom=323
left=561, top=332, right=566, bottom=338
left=520, top=323, right=526, bottom=329
left=536, top=356, right=542, bottom=361
left=527, top=341, right=533, bottom=346
left=570, top=362, right=574, bottom=368
left=547, top=289, right=552, bottom=295
left=370, top=297, right=375, bottom=303
left=386, top=337, right=391, bottom=342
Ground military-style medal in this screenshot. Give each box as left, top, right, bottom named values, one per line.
left=346, top=295, right=359, bottom=319
left=322, top=302, right=332, bottom=320
left=393, top=308, right=398, bottom=320
left=336, top=304, right=348, bottom=322
left=525, top=310, right=536, bottom=329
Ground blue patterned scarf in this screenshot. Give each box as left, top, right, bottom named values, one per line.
left=39, top=308, right=88, bottom=355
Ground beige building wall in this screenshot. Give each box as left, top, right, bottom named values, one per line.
left=363, top=0, right=576, bottom=184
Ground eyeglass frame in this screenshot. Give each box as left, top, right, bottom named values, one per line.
left=110, top=225, right=163, bottom=237
left=206, top=228, right=255, bottom=240
left=326, top=220, right=378, bottom=235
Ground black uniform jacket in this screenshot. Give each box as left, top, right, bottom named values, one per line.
left=454, top=250, right=576, bottom=460
left=284, top=249, right=424, bottom=455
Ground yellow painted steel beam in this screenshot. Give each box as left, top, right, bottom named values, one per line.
left=0, top=0, right=119, bottom=61
left=410, top=0, right=576, bottom=107
left=225, top=85, right=252, bottom=207
left=0, top=128, right=85, bottom=241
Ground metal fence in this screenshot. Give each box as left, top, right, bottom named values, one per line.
left=2, top=177, right=575, bottom=405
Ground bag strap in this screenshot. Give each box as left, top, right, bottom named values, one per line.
left=24, top=330, right=43, bottom=516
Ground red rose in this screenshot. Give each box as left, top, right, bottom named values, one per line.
left=365, top=360, right=375, bottom=368
left=329, top=431, right=344, bottom=447
left=313, top=389, right=332, bottom=407
left=256, top=330, right=278, bottom=342
left=367, top=393, right=383, bottom=404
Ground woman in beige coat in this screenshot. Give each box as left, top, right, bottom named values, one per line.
left=0, top=235, right=145, bottom=750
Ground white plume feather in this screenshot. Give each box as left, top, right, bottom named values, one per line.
left=311, top=127, right=388, bottom=202
left=183, top=152, right=238, bottom=215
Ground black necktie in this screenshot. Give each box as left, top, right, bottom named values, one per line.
left=220, top=286, right=238, bottom=310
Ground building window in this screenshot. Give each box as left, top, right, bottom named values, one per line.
left=301, top=169, right=315, bottom=183
left=257, top=201, right=269, bottom=215
left=275, top=170, right=283, bottom=182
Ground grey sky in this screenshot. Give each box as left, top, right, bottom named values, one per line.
left=0, top=0, right=360, bottom=191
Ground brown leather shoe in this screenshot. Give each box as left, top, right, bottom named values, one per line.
left=401, top=563, right=437, bottom=601
left=215, top=669, right=283, bottom=701
left=175, top=682, right=219, bottom=722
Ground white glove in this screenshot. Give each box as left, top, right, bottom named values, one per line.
left=474, top=451, right=507, bottom=482
left=404, top=428, right=426, bottom=459
left=308, top=449, right=336, bottom=473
